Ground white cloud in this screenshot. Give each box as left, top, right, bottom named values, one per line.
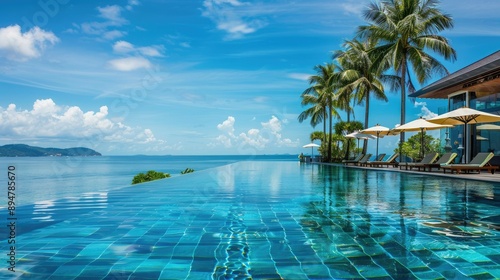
left=113, top=40, right=135, bottom=53
left=288, top=73, right=311, bottom=81
left=113, top=40, right=163, bottom=57
left=415, top=101, right=438, bottom=120
left=215, top=115, right=298, bottom=149
left=108, top=56, right=152, bottom=71
left=0, top=25, right=58, bottom=61
left=98, top=5, right=127, bottom=25
left=77, top=5, right=130, bottom=40
left=216, top=134, right=232, bottom=148
left=126, top=0, right=140, bottom=11
left=217, top=116, right=236, bottom=137
left=102, top=30, right=126, bottom=40
left=340, top=2, right=366, bottom=16
left=0, top=99, right=163, bottom=146
left=202, top=0, right=266, bottom=39
left=238, top=129, right=268, bottom=149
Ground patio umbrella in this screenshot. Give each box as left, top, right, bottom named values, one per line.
left=477, top=124, right=500, bottom=150
left=302, top=143, right=320, bottom=159
left=393, top=117, right=453, bottom=159
left=428, top=107, right=500, bottom=162
left=345, top=131, right=377, bottom=152
left=361, top=124, right=390, bottom=160
left=476, top=124, right=500, bottom=130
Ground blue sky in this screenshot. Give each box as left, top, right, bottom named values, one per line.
left=1, top=0, right=500, bottom=155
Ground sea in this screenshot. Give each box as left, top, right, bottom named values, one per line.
left=2, top=155, right=297, bottom=207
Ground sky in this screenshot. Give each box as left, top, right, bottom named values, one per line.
left=1, top=0, right=500, bottom=156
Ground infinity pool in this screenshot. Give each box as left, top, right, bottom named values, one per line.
left=2, top=161, right=500, bottom=279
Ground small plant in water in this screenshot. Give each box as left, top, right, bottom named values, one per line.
left=181, top=168, right=195, bottom=174
left=132, top=170, right=170, bottom=184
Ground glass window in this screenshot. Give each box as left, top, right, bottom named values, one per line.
left=470, top=92, right=500, bottom=113
left=449, top=93, right=466, bottom=110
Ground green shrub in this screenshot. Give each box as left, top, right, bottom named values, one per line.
left=180, top=168, right=195, bottom=174
left=132, top=170, right=170, bottom=184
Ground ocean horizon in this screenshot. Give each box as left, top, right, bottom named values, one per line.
left=2, top=154, right=298, bottom=207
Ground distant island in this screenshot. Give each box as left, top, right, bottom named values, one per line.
left=0, top=144, right=101, bottom=157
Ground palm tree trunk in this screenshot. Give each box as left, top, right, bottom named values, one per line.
left=328, top=99, right=332, bottom=162
left=344, top=100, right=351, bottom=160
left=400, top=59, right=407, bottom=147
left=363, top=94, right=370, bottom=154
left=323, top=109, right=327, bottom=144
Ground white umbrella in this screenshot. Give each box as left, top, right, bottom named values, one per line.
left=345, top=131, right=377, bottom=152
left=428, top=107, right=500, bottom=162
left=393, top=117, right=453, bottom=158
left=302, top=143, right=320, bottom=159
left=427, top=107, right=500, bottom=125
left=361, top=124, right=391, bottom=160
left=476, top=124, right=500, bottom=130
left=477, top=124, right=500, bottom=150
left=476, top=135, right=488, bottom=141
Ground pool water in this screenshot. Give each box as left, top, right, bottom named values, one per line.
left=2, top=161, right=500, bottom=279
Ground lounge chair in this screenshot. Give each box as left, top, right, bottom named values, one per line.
left=356, top=154, right=372, bottom=166
left=416, top=152, right=457, bottom=172
left=441, top=152, right=499, bottom=174
left=363, top=153, right=386, bottom=167
left=366, top=153, right=399, bottom=168
left=342, top=154, right=364, bottom=165
left=399, top=152, right=439, bottom=171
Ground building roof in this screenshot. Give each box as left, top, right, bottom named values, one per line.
left=410, top=50, right=500, bottom=99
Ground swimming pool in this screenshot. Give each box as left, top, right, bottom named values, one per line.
left=2, top=161, right=500, bottom=279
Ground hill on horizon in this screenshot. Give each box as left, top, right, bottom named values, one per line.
left=0, top=144, right=101, bottom=157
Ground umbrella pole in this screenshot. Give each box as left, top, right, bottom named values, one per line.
left=461, top=123, right=466, bottom=163
left=376, top=132, right=379, bottom=159
left=420, top=128, right=424, bottom=159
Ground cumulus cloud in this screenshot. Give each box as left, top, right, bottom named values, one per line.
left=415, top=101, right=438, bottom=119
left=217, top=116, right=236, bottom=136
left=0, top=25, right=58, bottom=61
left=215, top=115, right=298, bottom=150
left=0, top=99, right=163, bottom=145
left=201, top=0, right=266, bottom=39
left=108, top=56, right=152, bottom=71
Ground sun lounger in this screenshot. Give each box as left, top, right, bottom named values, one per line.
left=366, top=153, right=399, bottom=167
left=342, top=154, right=364, bottom=165
left=356, top=154, right=372, bottom=166
left=363, top=153, right=386, bottom=167
left=416, top=152, right=457, bottom=172
left=399, top=152, right=439, bottom=170
left=441, top=152, right=498, bottom=174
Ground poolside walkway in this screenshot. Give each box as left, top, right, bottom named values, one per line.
left=319, top=162, right=500, bottom=183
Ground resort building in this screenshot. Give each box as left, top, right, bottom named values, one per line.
left=411, top=50, right=500, bottom=165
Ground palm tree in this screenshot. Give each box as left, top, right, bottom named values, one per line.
left=300, top=63, right=341, bottom=162
left=310, top=131, right=325, bottom=142
left=334, top=120, right=365, bottom=158
left=298, top=88, right=328, bottom=144
left=358, top=0, right=456, bottom=145
left=333, top=39, right=399, bottom=154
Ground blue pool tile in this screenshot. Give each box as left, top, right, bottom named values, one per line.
left=2, top=161, right=500, bottom=279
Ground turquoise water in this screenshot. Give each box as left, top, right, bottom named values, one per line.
left=1, top=161, right=500, bottom=279
left=2, top=155, right=295, bottom=206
